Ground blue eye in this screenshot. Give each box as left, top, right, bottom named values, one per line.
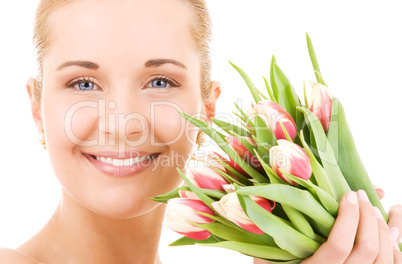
left=78, top=81, right=95, bottom=91
left=66, top=77, right=101, bottom=93
left=145, top=76, right=181, bottom=90
left=151, top=79, right=168, bottom=89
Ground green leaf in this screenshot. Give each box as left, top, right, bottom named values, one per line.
left=299, top=130, right=335, bottom=198
left=263, top=76, right=278, bottom=103
left=209, top=164, right=245, bottom=187
left=327, top=98, right=387, bottom=220
left=211, top=117, right=252, bottom=137
left=240, top=195, right=320, bottom=258
left=195, top=210, right=277, bottom=246
left=280, top=204, right=316, bottom=240
left=283, top=172, right=339, bottom=217
left=306, top=33, right=327, bottom=86
left=279, top=122, right=293, bottom=142
left=272, top=62, right=301, bottom=121
left=178, top=111, right=268, bottom=183
left=303, top=81, right=309, bottom=108
left=237, top=184, right=334, bottom=237
left=256, top=86, right=268, bottom=100
left=234, top=102, right=255, bottom=130
left=177, top=168, right=215, bottom=210
left=199, top=241, right=299, bottom=261
left=297, top=106, right=350, bottom=201
left=229, top=61, right=262, bottom=104
left=150, top=188, right=180, bottom=203
left=252, top=149, right=285, bottom=184
left=191, top=222, right=270, bottom=246
left=200, top=241, right=297, bottom=260
left=175, top=186, right=226, bottom=200
left=254, top=114, right=277, bottom=147
left=169, top=235, right=220, bottom=246
left=270, top=55, right=279, bottom=101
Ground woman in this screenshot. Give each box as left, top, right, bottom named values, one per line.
left=0, top=0, right=401, bottom=263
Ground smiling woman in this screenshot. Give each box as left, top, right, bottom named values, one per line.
left=1, top=0, right=402, bottom=264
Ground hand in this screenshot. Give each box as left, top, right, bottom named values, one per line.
left=254, top=190, right=402, bottom=264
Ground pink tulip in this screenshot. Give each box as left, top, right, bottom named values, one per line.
left=225, top=136, right=263, bottom=175
left=212, top=192, right=273, bottom=234
left=179, top=153, right=231, bottom=198
left=165, top=198, right=215, bottom=240
left=249, top=100, right=297, bottom=140
left=308, top=81, right=334, bottom=132
left=269, top=140, right=312, bottom=184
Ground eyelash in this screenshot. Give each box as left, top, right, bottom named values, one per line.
left=65, top=75, right=181, bottom=94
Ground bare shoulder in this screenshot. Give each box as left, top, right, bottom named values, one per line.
left=0, top=248, right=40, bottom=264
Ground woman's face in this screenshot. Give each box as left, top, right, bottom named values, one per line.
left=29, top=0, right=217, bottom=219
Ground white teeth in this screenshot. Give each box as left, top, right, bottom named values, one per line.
left=113, top=159, right=124, bottom=166
left=95, top=154, right=153, bottom=167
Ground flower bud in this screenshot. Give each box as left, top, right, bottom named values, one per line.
left=249, top=100, right=297, bottom=140
left=270, top=140, right=312, bottom=184
left=225, top=136, right=263, bottom=175
left=212, top=192, right=273, bottom=234
left=308, top=81, right=334, bottom=132
left=178, top=153, right=231, bottom=198
left=165, top=198, right=215, bottom=240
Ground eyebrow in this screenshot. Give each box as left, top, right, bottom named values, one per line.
left=56, top=61, right=100, bottom=71
left=145, top=59, right=187, bottom=69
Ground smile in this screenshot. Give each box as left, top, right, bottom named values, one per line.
left=83, top=152, right=161, bottom=177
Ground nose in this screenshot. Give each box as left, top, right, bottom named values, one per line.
left=98, top=94, right=149, bottom=146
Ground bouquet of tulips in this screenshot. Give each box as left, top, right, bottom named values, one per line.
left=152, top=34, right=388, bottom=263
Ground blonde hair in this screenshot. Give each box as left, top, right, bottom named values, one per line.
left=33, top=0, right=212, bottom=103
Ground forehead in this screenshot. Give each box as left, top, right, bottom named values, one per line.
left=45, top=0, right=196, bottom=71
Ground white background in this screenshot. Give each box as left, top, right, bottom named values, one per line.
left=1, top=0, right=402, bottom=263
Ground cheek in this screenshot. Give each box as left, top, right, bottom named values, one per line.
left=152, top=97, right=202, bottom=166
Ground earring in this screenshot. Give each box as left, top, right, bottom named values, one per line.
left=196, top=131, right=206, bottom=150
left=37, top=130, right=47, bottom=150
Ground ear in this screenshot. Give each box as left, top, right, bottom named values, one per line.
left=26, top=77, right=43, bottom=132
left=204, top=80, right=221, bottom=124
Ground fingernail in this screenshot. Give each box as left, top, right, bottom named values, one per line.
left=357, top=189, right=369, bottom=202
left=347, top=191, right=357, bottom=204
left=373, top=207, right=383, bottom=219
left=390, top=227, right=400, bottom=250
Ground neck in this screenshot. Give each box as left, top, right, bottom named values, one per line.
left=23, top=190, right=166, bottom=264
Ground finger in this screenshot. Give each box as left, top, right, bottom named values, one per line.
left=344, top=190, right=379, bottom=264
left=301, top=191, right=359, bottom=264
left=373, top=207, right=393, bottom=264
left=253, top=259, right=271, bottom=264
left=374, top=185, right=385, bottom=200
left=394, top=246, right=402, bottom=264
left=388, top=205, right=402, bottom=243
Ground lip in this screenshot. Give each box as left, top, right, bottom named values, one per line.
left=83, top=152, right=160, bottom=177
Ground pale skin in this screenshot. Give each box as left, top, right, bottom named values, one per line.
left=0, top=0, right=401, bottom=263
left=1, top=0, right=221, bottom=263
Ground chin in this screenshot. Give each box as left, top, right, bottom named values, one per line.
left=90, top=198, right=164, bottom=220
